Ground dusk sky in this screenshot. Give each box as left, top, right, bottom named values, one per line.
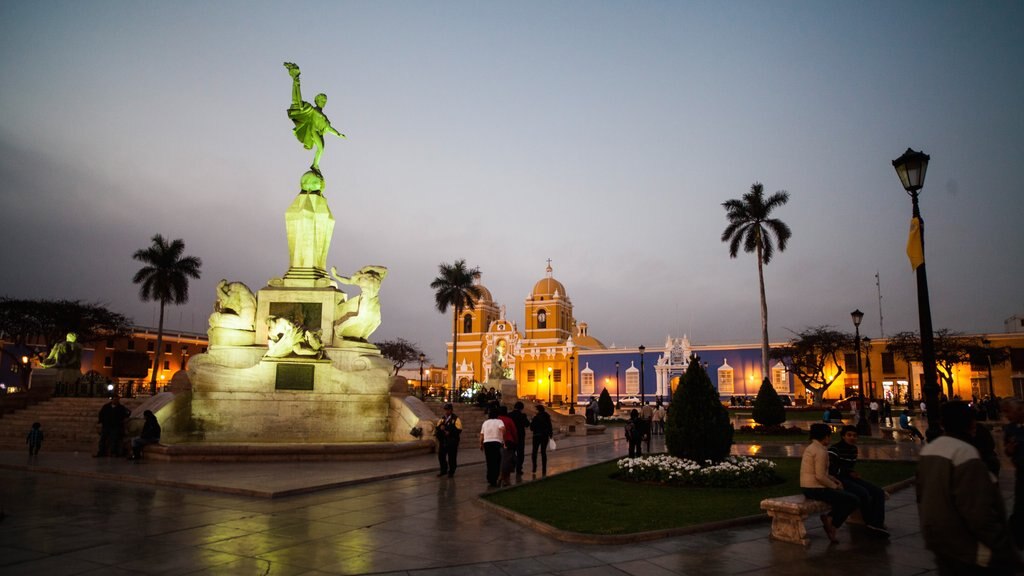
left=2, top=1, right=1022, bottom=363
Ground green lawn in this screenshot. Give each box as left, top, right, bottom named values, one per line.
left=483, top=458, right=916, bottom=535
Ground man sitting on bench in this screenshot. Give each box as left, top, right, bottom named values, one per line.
left=899, top=409, right=926, bottom=443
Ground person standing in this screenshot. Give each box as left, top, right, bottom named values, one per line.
left=641, top=402, right=655, bottom=452
left=479, top=408, right=505, bottom=488
left=626, top=409, right=643, bottom=458
left=96, top=397, right=130, bottom=457
left=801, top=423, right=860, bottom=543
left=496, top=406, right=518, bottom=486
left=530, top=404, right=552, bottom=476
left=828, top=425, right=888, bottom=537
left=27, top=422, right=43, bottom=456
left=509, top=402, right=530, bottom=476
left=918, top=401, right=1019, bottom=573
left=435, top=403, right=463, bottom=478
left=1002, top=398, right=1024, bottom=547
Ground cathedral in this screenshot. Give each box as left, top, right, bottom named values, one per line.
left=444, top=262, right=605, bottom=404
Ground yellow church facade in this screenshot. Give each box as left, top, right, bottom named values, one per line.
left=444, top=262, right=605, bottom=403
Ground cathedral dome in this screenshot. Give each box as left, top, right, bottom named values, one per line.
left=531, top=262, right=567, bottom=299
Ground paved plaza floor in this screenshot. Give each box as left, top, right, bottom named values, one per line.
left=0, top=431, right=979, bottom=575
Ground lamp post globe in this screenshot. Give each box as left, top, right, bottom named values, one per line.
left=893, top=148, right=940, bottom=438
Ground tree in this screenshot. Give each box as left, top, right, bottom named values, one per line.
left=430, top=260, right=481, bottom=401
left=752, top=377, right=786, bottom=426
left=132, top=234, right=202, bottom=395
left=375, top=338, right=425, bottom=376
left=665, top=354, right=733, bottom=463
left=597, top=387, right=615, bottom=417
left=0, top=298, right=132, bottom=375
left=886, top=330, right=983, bottom=400
left=771, top=327, right=853, bottom=407
left=721, top=183, right=792, bottom=377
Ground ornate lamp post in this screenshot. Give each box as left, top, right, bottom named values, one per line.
left=852, top=309, right=871, bottom=435
left=893, top=148, right=939, bottom=437
left=615, top=361, right=620, bottom=401
left=639, top=345, right=646, bottom=405
left=982, top=338, right=995, bottom=399
left=569, top=354, right=576, bottom=414
left=547, top=366, right=553, bottom=404
left=863, top=337, right=873, bottom=401
left=418, top=353, right=426, bottom=399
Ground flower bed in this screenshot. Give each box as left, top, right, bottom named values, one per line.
left=616, top=454, right=780, bottom=488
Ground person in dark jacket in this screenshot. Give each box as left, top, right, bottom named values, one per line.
left=509, top=402, right=531, bottom=476
left=828, top=425, right=888, bottom=536
left=918, top=401, right=1020, bottom=573
left=129, top=410, right=161, bottom=460
left=96, top=397, right=130, bottom=457
left=529, top=404, right=553, bottom=476
left=435, top=403, right=462, bottom=477
left=626, top=409, right=643, bottom=458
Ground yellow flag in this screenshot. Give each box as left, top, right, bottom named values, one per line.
left=907, top=217, right=924, bottom=270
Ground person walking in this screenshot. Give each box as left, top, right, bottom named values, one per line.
left=801, top=423, right=860, bottom=543
left=509, top=402, right=530, bottom=476
left=26, top=422, right=43, bottom=456
left=496, top=406, right=518, bottom=486
left=626, top=409, right=643, bottom=458
left=435, top=403, right=463, bottom=478
left=479, top=408, right=505, bottom=488
left=530, top=404, right=553, bottom=476
left=918, top=401, right=1020, bottom=573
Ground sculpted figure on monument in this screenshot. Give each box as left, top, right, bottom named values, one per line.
left=284, top=62, right=345, bottom=175
left=40, top=332, right=83, bottom=369
left=265, top=316, right=324, bottom=359
left=208, top=280, right=257, bottom=331
left=331, top=265, right=388, bottom=342
left=489, top=340, right=512, bottom=380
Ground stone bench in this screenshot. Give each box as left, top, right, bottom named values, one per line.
left=760, top=495, right=862, bottom=545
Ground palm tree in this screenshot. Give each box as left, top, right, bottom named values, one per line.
left=721, top=183, right=792, bottom=378
left=132, top=234, right=202, bottom=394
left=430, top=260, right=482, bottom=402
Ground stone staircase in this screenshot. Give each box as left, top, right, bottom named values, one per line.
left=0, top=397, right=145, bottom=453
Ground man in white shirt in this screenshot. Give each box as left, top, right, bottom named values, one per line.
left=479, top=408, right=505, bottom=488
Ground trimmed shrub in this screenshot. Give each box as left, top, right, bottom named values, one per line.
left=752, top=378, right=786, bottom=426
left=665, top=354, right=734, bottom=463
left=598, top=388, right=615, bottom=417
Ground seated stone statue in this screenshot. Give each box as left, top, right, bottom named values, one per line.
left=41, top=332, right=83, bottom=369
left=331, top=265, right=388, bottom=342
left=208, top=280, right=258, bottom=346
left=265, top=316, right=324, bottom=359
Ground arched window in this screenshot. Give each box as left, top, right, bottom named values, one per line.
left=537, top=309, right=547, bottom=329
left=463, top=313, right=472, bottom=334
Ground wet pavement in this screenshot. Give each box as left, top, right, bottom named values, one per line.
left=0, top=432, right=990, bottom=575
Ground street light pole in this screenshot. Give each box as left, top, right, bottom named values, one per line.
left=983, top=338, right=995, bottom=399
left=615, top=361, right=620, bottom=402
left=418, top=353, right=426, bottom=400
left=893, top=148, right=940, bottom=438
left=639, top=345, right=646, bottom=406
left=568, top=355, right=576, bottom=414
left=863, top=337, right=873, bottom=401
left=547, top=366, right=553, bottom=404
left=852, top=309, right=871, bottom=435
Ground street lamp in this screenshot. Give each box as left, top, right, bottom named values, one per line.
left=547, top=366, right=553, bottom=404
left=893, top=147, right=940, bottom=438
left=982, top=338, right=995, bottom=399
left=418, top=353, right=426, bottom=399
left=863, top=337, right=873, bottom=401
left=851, top=309, right=870, bottom=435
left=569, top=355, right=576, bottom=414
left=639, top=345, right=646, bottom=406
left=615, top=361, right=620, bottom=402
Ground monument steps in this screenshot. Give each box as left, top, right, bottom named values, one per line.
left=0, top=397, right=145, bottom=452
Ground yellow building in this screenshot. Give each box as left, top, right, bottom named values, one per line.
left=445, top=262, right=606, bottom=403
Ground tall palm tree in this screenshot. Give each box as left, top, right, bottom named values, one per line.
left=721, top=183, right=792, bottom=378
left=132, top=234, right=202, bottom=394
left=430, top=260, right=482, bottom=402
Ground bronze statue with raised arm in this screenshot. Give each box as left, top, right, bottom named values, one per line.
left=284, top=62, right=345, bottom=174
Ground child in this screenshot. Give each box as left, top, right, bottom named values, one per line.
left=27, top=422, right=43, bottom=456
